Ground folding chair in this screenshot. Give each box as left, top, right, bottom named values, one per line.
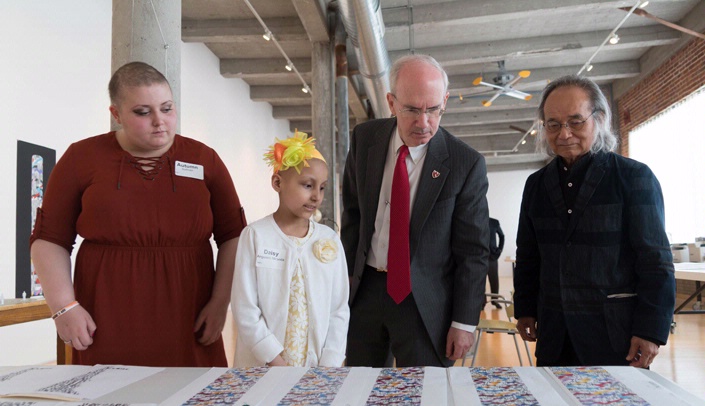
left=462, top=293, right=534, bottom=366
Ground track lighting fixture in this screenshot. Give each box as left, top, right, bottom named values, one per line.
left=243, top=1, right=311, bottom=97
left=609, top=33, right=620, bottom=44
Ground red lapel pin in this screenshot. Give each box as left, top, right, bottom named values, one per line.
left=432, top=170, right=440, bottom=178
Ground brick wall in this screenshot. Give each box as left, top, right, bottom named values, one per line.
left=617, top=37, right=705, bottom=157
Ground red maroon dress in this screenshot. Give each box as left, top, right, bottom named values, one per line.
left=31, top=132, right=246, bottom=367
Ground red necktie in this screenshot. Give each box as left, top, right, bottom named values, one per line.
left=388, top=145, right=411, bottom=304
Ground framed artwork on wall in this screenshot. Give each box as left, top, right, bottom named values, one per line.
left=15, top=141, right=55, bottom=299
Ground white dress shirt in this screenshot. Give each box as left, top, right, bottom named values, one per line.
left=366, top=128, right=475, bottom=333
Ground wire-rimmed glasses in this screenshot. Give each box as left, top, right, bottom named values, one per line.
left=543, top=110, right=596, bottom=134
left=391, top=94, right=446, bottom=119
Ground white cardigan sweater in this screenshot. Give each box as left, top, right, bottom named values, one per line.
left=231, top=215, right=349, bottom=367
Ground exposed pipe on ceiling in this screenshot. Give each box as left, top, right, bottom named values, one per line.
left=338, top=0, right=391, bottom=119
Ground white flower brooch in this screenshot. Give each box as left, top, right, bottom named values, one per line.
left=312, top=238, right=337, bottom=263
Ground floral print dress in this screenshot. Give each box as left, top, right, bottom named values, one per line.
left=282, top=221, right=314, bottom=366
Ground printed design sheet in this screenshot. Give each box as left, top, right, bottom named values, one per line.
left=448, top=367, right=569, bottom=405
left=550, top=367, right=650, bottom=405
left=0, top=366, right=162, bottom=401
left=277, top=367, right=349, bottom=405
left=470, top=367, right=540, bottom=405
left=181, top=367, right=268, bottom=405
left=364, top=367, right=424, bottom=405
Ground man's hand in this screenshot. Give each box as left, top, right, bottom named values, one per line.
left=516, top=317, right=537, bottom=342
left=446, top=327, right=475, bottom=361
left=626, top=336, right=659, bottom=368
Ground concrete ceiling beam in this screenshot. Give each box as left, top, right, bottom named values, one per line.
left=445, top=98, right=540, bottom=114
left=484, top=153, right=548, bottom=165
left=451, top=122, right=536, bottom=137
left=348, top=81, right=369, bottom=120
left=291, top=0, right=329, bottom=42
left=273, top=105, right=312, bottom=120
left=389, top=25, right=679, bottom=66
left=220, top=58, right=311, bottom=77
left=250, top=85, right=313, bottom=103
left=383, top=0, right=647, bottom=32
left=462, top=133, right=535, bottom=152
left=182, top=17, right=308, bottom=43
left=441, top=108, right=537, bottom=127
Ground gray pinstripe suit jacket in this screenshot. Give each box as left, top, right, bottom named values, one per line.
left=341, top=118, right=490, bottom=361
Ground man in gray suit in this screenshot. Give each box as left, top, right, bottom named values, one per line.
left=341, top=54, right=490, bottom=367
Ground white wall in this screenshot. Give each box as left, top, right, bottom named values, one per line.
left=181, top=42, right=288, bottom=222
left=0, top=1, right=285, bottom=365
left=486, top=169, right=536, bottom=277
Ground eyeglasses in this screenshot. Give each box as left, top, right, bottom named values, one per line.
left=391, top=94, right=446, bottom=119
left=543, top=110, right=596, bottom=134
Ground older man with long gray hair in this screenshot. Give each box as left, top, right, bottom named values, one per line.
left=514, top=75, right=675, bottom=368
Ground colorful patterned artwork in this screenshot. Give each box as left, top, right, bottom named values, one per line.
left=365, top=367, right=424, bottom=405
left=550, top=367, right=650, bottom=405
left=278, top=367, right=349, bottom=405
left=471, top=367, right=539, bottom=405
left=182, top=368, right=268, bottom=405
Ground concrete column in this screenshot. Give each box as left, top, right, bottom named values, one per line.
left=312, top=41, right=336, bottom=228
left=111, top=0, right=181, bottom=131
left=335, top=12, right=350, bottom=178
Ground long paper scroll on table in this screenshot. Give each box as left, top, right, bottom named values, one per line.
left=1, top=365, right=703, bottom=405
left=162, top=366, right=703, bottom=406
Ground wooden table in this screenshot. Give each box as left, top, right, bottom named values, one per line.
left=0, top=298, right=51, bottom=327
left=0, top=298, right=70, bottom=364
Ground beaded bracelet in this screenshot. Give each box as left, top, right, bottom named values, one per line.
left=52, top=301, right=79, bottom=320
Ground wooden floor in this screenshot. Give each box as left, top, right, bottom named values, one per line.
left=223, top=276, right=705, bottom=401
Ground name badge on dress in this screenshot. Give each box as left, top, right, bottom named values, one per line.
left=174, top=161, right=204, bottom=180
left=256, top=247, right=285, bottom=269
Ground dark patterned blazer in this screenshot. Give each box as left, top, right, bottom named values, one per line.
left=514, top=151, right=675, bottom=365
left=341, top=118, right=490, bottom=361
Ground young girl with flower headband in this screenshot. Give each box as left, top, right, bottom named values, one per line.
left=231, top=131, right=349, bottom=367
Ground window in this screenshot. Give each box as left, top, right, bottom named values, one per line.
left=629, top=87, right=705, bottom=244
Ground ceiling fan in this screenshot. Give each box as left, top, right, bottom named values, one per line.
left=472, top=61, right=533, bottom=107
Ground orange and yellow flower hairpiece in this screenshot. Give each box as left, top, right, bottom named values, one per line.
left=264, top=130, right=326, bottom=174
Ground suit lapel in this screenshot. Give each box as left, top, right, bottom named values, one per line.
left=565, top=152, right=608, bottom=240
left=544, top=157, right=569, bottom=230
left=363, top=119, right=396, bottom=243
left=409, top=128, right=450, bottom=256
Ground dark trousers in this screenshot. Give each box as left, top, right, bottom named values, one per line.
left=346, top=266, right=452, bottom=367
left=537, top=332, right=581, bottom=366
left=488, top=258, right=499, bottom=296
